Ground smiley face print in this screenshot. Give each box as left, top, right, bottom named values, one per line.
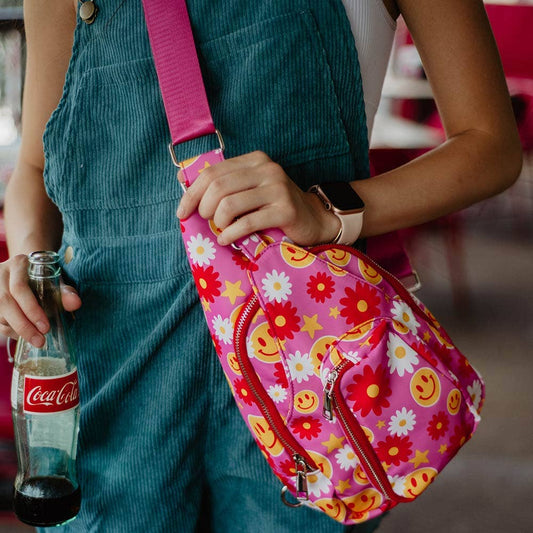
left=248, top=322, right=281, bottom=364
left=248, top=415, right=284, bottom=456
left=403, top=467, right=438, bottom=499
left=447, top=388, right=462, bottom=415
left=294, top=390, right=320, bottom=414
left=344, top=488, right=383, bottom=523
left=280, top=242, right=316, bottom=268
left=314, top=498, right=347, bottom=522
left=357, top=259, right=383, bottom=285
left=227, top=352, right=241, bottom=375
left=311, top=335, right=337, bottom=376
left=324, top=248, right=352, bottom=268
left=410, top=368, right=441, bottom=407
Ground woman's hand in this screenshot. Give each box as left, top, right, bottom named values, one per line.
left=0, top=255, right=81, bottom=348
left=176, top=151, right=341, bottom=246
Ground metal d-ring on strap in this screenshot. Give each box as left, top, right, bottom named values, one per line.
left=168, top=129, right=225, bottom=171
left=280, top=486, right=304, bottom=508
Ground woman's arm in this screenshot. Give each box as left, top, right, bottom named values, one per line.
left=5, top=1, right=77, bottom=255
left=0, top=1, right=80, bottom=346
left=354, top=0, right=523, bottom=237
left=177, top=0, right=522, bottom=246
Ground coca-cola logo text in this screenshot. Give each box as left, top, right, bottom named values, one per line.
left=23, top=369, right=79, bottom=414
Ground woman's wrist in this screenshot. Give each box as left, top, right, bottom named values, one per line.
left=306, top=191, right=342, bottom=244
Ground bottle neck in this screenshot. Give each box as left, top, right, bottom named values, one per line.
left=28, top=251, right=63, bottom=317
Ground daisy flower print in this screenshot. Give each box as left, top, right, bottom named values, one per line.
left=386, top=333, right=419, bottom=376
left=261, top=269, right=292, bottom=302
left=390, top=300, right=420, bottom=334
left=335, top=444, right=358, bottom=471
left=267, top=384, right=288, bottom=404
left=212, top=315, right=233, bottom=345
left=287, top=351, right=314, bottom=383
left=187, top=233, right=216, bottom=266
left=467, top=380, right=483, bottom=411
left=306, top=470, right=332, bottom=498
left=388, top=407, right=416, bottom=436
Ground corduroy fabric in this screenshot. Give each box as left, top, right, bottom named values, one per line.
left=39, top=1, right=378, bottom=531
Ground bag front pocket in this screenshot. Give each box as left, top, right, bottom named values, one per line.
left=320, top=317, right=479, bottom=501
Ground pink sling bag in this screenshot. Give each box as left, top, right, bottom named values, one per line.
left=142, top=0, right=485, bottom=525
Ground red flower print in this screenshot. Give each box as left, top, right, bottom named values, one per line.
left=280, top=459, right=297, bottom=478
left=427, top=411, right=449, bottom=441
left=265, top=301, right=301, bottom=341
left=413, top=342, right=439, bottom=367
left=366, top=321, right=387, bottom=347
left=306, top=272, right=335, bottom=303
left=234, top=378, right=255, bottom=406
left=340, top=282, right=381, bottom=327
left=347, top=364, right=392, bottom=417
left=290, top=416, right=322, bottom=440
left=232, top=250, right=258, bottom=272
left=274, top=362, right=289, bottom=388
left=376, top=435, right=413, bottom=466
left=448, top=423, right=471, bottom=455
left=191, top=264, right=221, bottom=303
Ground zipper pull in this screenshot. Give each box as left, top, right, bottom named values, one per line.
left=293, top=454, right=309, bottom=501
left=323, top=370, right=338, bottom=420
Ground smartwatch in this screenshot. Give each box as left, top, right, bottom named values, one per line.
left=309, top=181, right=365, bottom=245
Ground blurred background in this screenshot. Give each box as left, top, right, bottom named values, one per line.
left=0, top=0, right=531, bottom=531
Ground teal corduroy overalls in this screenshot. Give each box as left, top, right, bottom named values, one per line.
left=39, top=0, right=382, bottom=531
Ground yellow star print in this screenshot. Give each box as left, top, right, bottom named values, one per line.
left=376, top=420, right=386, bottom=429
left=198, top=161, right=211, bottom=173
left=222, top=280, right=245, bottom=305
left=438, top=444, right=448, bottom=455
left=409, top=449, right=430, bottom=468
left=335, top=479, right=352, bottom=495
left=321, top=433, right=345, bottom=453
left=329, top=306, right=340, bottom=319
left=202, top=298, right=211, bottom=312
left=301, top=314, right=323, bottom=339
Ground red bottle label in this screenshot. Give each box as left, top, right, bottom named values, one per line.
left=23, top=369, right=79, bottom=414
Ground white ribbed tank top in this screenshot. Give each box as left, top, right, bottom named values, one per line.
left=341, top=0, right=397, bottom=137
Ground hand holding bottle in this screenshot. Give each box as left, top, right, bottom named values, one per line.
left=0, top=253, right=81, bottom=347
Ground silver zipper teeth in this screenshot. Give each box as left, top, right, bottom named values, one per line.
left=234, top=294, right=306, bottom=465
left=332, top=388, right=392, bottom=499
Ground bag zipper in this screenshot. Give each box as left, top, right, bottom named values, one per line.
left=234, top=294, right=318, bottom=501
left=323, top=360, right=409, bottom=503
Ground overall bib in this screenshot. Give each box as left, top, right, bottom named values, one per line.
left=40, top=1, right=380, bottom=531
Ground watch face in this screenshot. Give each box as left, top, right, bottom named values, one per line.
left=319, top=181, right=365, bottom=212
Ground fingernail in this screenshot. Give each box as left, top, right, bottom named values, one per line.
left=36, top=321, right=48, bottom=333
left=31, top=334, right=44, bottom=348
left=176, top=204, right=184, bottom=219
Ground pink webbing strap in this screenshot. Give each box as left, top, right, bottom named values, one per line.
left=141, top=0, right=216, bottom=145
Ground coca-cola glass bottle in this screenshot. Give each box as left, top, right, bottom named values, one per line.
left=11, top=251, right=81, bottom=527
